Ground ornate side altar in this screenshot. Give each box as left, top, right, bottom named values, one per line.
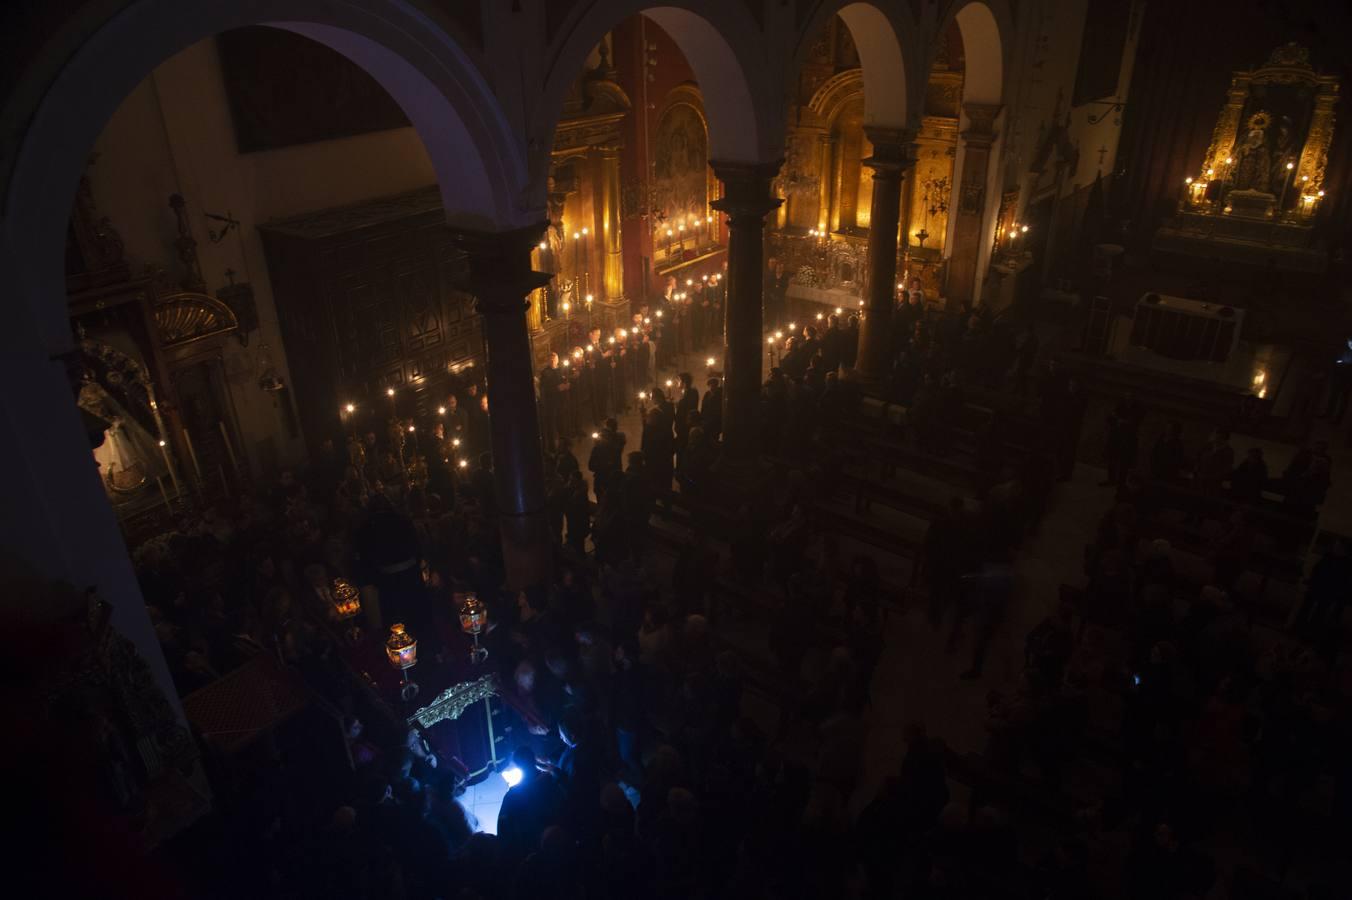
left=770, top=231, right=870, bottom=314
left=1154, top=44, right=1337, bottom=272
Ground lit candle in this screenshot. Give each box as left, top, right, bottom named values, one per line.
left=158, top=438, right=181, bottom=497
left=458, top=459, right=469, bottom=469
left=591, top=431, right=600, bottom=440
left=438, top=406, right=446, bottom=415
left=706, top=356, right=716, bottom=368
left=1278, top=161, right=1295, bottom=212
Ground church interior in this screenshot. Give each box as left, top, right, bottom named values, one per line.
left=5, top=1, right=1352, bottom=896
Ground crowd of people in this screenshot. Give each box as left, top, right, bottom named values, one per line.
left=106, top=264, right=1352, bottom=900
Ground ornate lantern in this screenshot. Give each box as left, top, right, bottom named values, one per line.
left=331, top=578, right=361, bottom=620
left=385, top=623, right=419, bottom=701
left=458, top=594, right=489, bottom=664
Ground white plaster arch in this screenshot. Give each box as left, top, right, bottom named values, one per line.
left=0, top=0, right=528, bottom=714
left=1, top=0, right=527, bottom=352
left=935, top=1, right=1011, bottom=302
left=794, top=1, right=921, bottom=131
left=535, top=1, right=781, bottom=208
left=944, top=0, right=1010, bottom=106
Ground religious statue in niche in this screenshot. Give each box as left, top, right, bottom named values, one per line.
left=76, top=337, right=168, bottom=496
left=1190, top=44, right=1338, bottom=221
left=1231, top=112, right=1273, bottom=193
left=652, top=103, right=709, bottom=224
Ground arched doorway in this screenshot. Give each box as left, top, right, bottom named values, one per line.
left=779, top=2, right=916, bottom=380
left=535, top=2, right=783, bottom=463
left=0, top=0, right=521, bottom=717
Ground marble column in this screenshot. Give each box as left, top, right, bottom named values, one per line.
left=451, top=225, right=553, bottom=589
left=599, top=145, right=624, bottom=302
left=855, top=129, right=917, bottom=382
left=710, top=160, right=782, bottom=464
left=946, top=103, right=1001, bottom=308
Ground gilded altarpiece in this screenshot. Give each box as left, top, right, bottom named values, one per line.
left=537, top=61, right=632, bottom=357
left=772, top=15, right=962, bottom=301
left=1156, top=44, right=1338, bottom=272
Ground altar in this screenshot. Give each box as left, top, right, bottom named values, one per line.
left=786, top=281, right=864, bottom=319
left=1153, top=44, right=1336, bottom=274
left=1128, top=293, right=1243, bottom=363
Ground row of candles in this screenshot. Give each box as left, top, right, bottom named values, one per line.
left=763, top=301, right=865, bottom=367
left=534, top=227, right=595, bottom=309
left=589, top=357, right=723, bottom=424
left=658, top=212, right=717, bottom=255
left=339, top=387, right=478, bottom=473
left=1183, top=157, right=1327, bottom=218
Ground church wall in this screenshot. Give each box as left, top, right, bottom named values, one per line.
left=613, top=15, right=725, bottom=303
left=1002, top=0, right=1144, bottom=216
left=87, top=36, right=440, bottom=475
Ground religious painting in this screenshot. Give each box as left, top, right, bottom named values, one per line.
left=1072, top=0, right=1132, bottom=105
left=217, top=27, right=411, bottom=153
left=652, top=101, right=709, bottom=223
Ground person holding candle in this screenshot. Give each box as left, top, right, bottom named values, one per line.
left=701, top=377, right=723, bottom=442
left=641, top=405, right=676, bottom=506
left=610, top=326, right=630, bottom=414
left=538, top=352, right=567, bottom=447
left=442, top=392, right=468, bottom=445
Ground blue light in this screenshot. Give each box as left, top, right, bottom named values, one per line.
left=501, top=765, right=523, bottom=787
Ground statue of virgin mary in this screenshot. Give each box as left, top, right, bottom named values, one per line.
left=79, top=378, right=166, bottom=494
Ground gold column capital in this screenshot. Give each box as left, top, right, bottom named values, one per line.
left=710, top=159, right=784, bottom=221
left=960, top=103, right=1003, bottom=143
left=862, top=128, right=919, bottom=175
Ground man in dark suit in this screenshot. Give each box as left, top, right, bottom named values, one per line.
left=701, top=377, right=723, bottom=441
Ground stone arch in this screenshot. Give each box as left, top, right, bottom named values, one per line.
left=794, top=1, right=920, bottom=131
left=2, top=0, right=525, bottom=350
left=808, top=70, right=866, bottom=123
left=945, top=0, right=1008, bottom=107
left=0, top=0, right=525, bottom=714
left=535, top=1, right=779, bottom=208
